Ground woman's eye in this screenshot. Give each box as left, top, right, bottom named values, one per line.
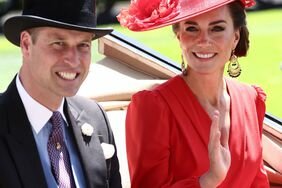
left=185, top=26, right=198, bottom=32
left=212, top=26, right=225, bottom=32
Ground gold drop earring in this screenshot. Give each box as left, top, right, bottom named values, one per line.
left=181, top=54, right=187, bottom=76
left=227, top=50, right=241, bottom=78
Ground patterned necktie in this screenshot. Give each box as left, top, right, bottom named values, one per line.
left=47, top=111, right=76, bottom=188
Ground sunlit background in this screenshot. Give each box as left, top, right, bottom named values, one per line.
left=0, top=1, right=281, bottom=118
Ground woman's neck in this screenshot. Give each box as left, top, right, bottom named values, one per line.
left=185, top=74, right=225, bottom=102
left=182, top=72, right=229, bottom=119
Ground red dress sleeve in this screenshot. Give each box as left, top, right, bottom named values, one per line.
left=250, top=85, right=269, bottom=187
left=126, top=90, right=201, bottom=188
left=252, top=85, right=267, bottom=136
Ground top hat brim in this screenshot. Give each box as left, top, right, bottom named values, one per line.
left=4, top=15, right=113, bottom=46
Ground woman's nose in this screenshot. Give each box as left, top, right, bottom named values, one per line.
left=197, top=31, right=211, bottom=47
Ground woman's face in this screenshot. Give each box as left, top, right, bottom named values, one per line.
left=176, top=5, right=240, bottom=75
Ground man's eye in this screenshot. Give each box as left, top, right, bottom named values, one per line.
left=54, top=41, right=64, bottom=46
left=185, top=26, right=198, bottom=32
left=51, top=41, right=65, bottom=49
left=212, top=26, right=225, bottom=32
left=80, top=43, right=90, bottom=48
left=78, top=43, right=91, bottom=50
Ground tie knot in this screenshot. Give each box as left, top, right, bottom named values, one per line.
left=50, top=111, right=64, bottom=128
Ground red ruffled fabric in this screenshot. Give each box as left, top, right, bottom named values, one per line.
left=241, top=0, right=256, bottom=7
left=117, top=0, right=256, bottom=31
left=117, top=0, right=180, bottom=31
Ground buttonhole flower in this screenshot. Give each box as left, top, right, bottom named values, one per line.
left=81, top=123, right=94, bottom=137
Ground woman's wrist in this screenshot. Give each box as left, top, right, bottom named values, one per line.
left=199, top=171, right=220, bottom=188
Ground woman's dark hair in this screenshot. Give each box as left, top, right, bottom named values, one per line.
left=228, top=1, right=249, bottom=57
left=172, top=1, right=249, bottom=57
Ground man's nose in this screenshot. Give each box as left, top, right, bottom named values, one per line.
left=63, top=47, right=80, bottom=66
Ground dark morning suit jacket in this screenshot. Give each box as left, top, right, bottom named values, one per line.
left=0, top=77, right=122, bottom=188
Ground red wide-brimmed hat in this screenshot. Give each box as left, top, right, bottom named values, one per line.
left=117, top=0, right=255, bottom=31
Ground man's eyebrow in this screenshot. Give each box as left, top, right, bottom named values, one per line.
left=48, top=33, right=65, bottom=40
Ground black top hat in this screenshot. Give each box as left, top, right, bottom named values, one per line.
left=3, top=0, right=113, bottom=46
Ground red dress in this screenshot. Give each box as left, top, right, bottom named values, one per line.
left=126, top=75, right=269, bottom=188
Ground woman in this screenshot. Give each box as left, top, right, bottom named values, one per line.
left=117, top=0, right=270, bottom=187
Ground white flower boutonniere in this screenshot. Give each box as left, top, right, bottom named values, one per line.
left=101, top=143, right=115, bottom=159
left=81, top=123, right=94, bottom=137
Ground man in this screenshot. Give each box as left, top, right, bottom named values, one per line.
left=0, top=0, right=122, bottom=187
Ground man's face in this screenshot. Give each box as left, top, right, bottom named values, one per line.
left=20, top=27, right=93, bottom=109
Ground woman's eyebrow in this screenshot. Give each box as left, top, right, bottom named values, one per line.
left=184, top=20, right=227, bottom=25
left=184, top=21, right=197, bottom=25
left=210, top=20, right=227, bottom=25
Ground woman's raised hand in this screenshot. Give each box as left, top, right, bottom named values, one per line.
left=200, top=110, right=231, bottom=188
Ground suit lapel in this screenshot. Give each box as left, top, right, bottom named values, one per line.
left=65, top=100, right=108, bottom=188
left=4, top=78, right=48, bottom=188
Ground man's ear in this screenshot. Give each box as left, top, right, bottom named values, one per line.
left=20, top=31, right=32, bottom=57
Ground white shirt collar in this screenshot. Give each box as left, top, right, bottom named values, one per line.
left=16, top=74, right=66, bottom=134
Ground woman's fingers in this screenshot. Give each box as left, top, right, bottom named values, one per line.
left=210, top=110, right=229, bottom=149
left=209, top=110, right=220, bottom=150
left=207, top=110, right=231, bottom=185
left=220, top=127, right=229, bottom=148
